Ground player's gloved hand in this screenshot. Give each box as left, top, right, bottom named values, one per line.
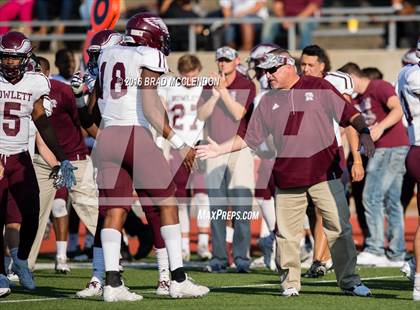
left=83, top=70, right=97, bottom=94
left=50, top=160, right=77, bottom=189
left=359, top=133, right=375, bottom=158
left=43, top=97, right=54, bottom=117
left=71, top=71, right=84, bottom=97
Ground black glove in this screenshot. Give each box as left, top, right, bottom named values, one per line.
left=359, top=133, right=375, bottom=158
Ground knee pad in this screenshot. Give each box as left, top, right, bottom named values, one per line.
left=52, top=199, right=68, bottom=218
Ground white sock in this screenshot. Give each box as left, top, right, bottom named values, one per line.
left=198, top=233, right=209, bottom=247
left=56, top=241, right=67, bottom=260
left=156, top=247, right=170, bottom=281
left=261, top=197, right=276, bottom=231
left=4, top=256, right=11, bottom=273
left=226, top=226, right=234, bottom=243
left=178, top=204, right=190, bottom=234
left=160, top=224, right=183, bottom=271
left=68, top=233, right=79, bottom=252
left=84, top=231, right=94, bottom=249
left=9, top=247, right=18, bottom=263
left=92, top=247, right=104, bottom=283
left=415, top=273, right=420, bottom=287
left=101, top=228, right=121, bottom=272
left=182, top=237, right=190, bottom=253
left=194, top=193, right=210, bottom=229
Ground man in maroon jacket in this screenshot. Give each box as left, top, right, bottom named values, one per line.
left=196, top=48, right=375, bottom=297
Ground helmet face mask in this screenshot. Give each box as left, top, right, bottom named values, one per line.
left=87, top=30, right=123, bottom=75
left=0, top=31, right=32, bottom=81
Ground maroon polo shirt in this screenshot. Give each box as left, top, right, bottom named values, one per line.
left=275, top=0, right=323, bottom=16
left=240, top=75, right=359, bottom=189
left=354, top=79, right=408, bottom=148
left=47, top=79, right=88, bottom=159
left=198, top=72, right=256, bottom=144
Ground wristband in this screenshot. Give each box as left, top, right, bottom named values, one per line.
left=169, top=134, right=186, bottom=149
left=353, top=161, right=363, bottom=165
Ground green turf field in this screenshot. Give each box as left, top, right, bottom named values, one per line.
left=0, top=266, right=418, bottom=310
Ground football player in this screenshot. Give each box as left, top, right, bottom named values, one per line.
left=73, top=29, right=173, bottom=298
left=397, top=39, right=420, bottom=301
left=0, top=31, right=76, bottom=297
left=157, top=54, right=211, bottom=261
left=88, top=14, right=209, bottom=301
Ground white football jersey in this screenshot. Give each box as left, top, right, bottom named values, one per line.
left=158, top=76, right=204, bottom=146
left=98, top=45, right=168, bottom=128
left=396, top=64, right=420, bottom=146
left=324, top=71, right=354, bottom=147
left=0, top=72, right=50, bottom=155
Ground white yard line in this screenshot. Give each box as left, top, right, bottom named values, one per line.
left=0, top=275, right=404, bottom=304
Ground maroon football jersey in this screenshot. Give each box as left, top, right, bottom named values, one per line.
left=47, top=79, right=88, bottom=159
left=354, top=79, right=408, bottom=148
left=198, top=72, right=256, bottom=144
left=240, top=75, right=359, bottom=189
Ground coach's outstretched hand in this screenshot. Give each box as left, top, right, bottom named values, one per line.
left=196, top=137, right=222, bottom=160
left=50, top=160, right=77, bottom=189
left=359, top=133, right=375, bottom=158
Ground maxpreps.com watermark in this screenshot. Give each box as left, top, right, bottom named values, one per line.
left=117, top=76, right=220, bottom=87
left=197, top=210, right=260, bottom=221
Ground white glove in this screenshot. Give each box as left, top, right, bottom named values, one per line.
left=71, top=71, right=84, bottom=97
left=43, top=97, right=54, bottom=117
left=84, top=70, right=97, bottom=94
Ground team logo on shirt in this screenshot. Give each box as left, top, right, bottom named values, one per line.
left=305, top=92, right=314, bottom=101
left=272, top=103, right=279, bottom=110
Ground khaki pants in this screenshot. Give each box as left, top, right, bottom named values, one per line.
left=28, top=155, right=98, bottom=269
left=275, top=179, right=360, bottom=291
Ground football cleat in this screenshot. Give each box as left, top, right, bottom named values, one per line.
left=281, top=287, right=299, bottom=297
left=76, top=279, right=103, bottom=298
left=401, top=258, right=416, bottom=282
left=414, top=284, right=420, bottom=301
left=0, top=274, right=11, bottom=298
left=342, top=283, right=372, bottom=297
left=303, top=260, right=333, bottom=278
left=156, top=279, right=170, bottom=296
left=169, top=275, right=209, bottom=298
left=12, top=259, right=35, bottom=290
left=103, top=284, right=143, bottom=302
left=7, top=272, right=19, bottom=283
left=250, top=256, right=266, bottom=269
left=55, top=257, right=70, bottom=274
left=357, top=251, right=390, bottom=267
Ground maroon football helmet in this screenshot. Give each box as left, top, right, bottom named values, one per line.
left=0, top=31, right=32, bottom=81
left=87, top=29, right=123, bottom=73
left=124, top=12, right=171, bottom=56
